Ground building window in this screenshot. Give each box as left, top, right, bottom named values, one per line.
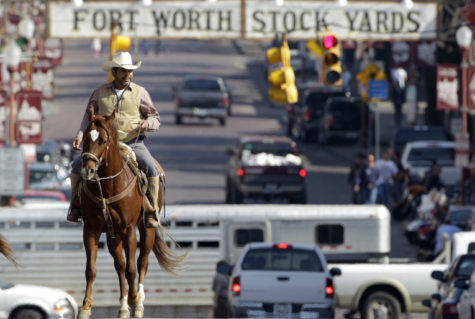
left=235, top=229, right=264, bottom=247
left=315, top=225, right=344, bottom=245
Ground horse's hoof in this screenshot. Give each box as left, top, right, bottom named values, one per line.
left=78, top=309, right=91, bottom=319
left=133, top=304, right=144, bottom=318
left=119, top=308, right=130, bottom=318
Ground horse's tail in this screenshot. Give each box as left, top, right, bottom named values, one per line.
left=152, top=226, right=187, bottom=274
left=0, top=234, right=18, bottom=267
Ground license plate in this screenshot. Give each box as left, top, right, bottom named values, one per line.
left=274, top=303, right=291, bottom=314
left=193, top=108, right=208, bottom=116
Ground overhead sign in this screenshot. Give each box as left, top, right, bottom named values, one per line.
left=48, top=1, right=437, bottom=40
left=0, top=148, right=25, bottom=195
left=15, top=90, right=43, bottom=144
left=437, top=64, right=459, bottom=111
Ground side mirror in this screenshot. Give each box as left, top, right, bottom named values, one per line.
left=431, top=293, right=441, bottom=302
left=422, top=299, right=432, bottom=308
left=455, top=278, right=470, bottom=290
left=226, top=148, right=235, bottom=156
left=431, top=270, right=445, bottom=282
left=330, top=267, right=341, bottom=277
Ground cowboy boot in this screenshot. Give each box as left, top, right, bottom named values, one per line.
left=145, top=176, right=160, bottom=228
left=66, top=173, right=82, bottom=223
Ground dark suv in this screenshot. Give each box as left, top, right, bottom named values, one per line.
left=317, top=96, right=365, bottom=145
left=286, top=85, right=347, bottom=142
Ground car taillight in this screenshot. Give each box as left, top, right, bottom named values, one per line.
left=443, top=302, right=457, bottom=316
left=231, top=276, right=241, bottom=296
left=325, top=278, right=334, bottom=298
left=237, top=168, right=244, bottom=176
left=304, top=109, right=311, bottom=121
left=299, top=168, right=306, bottom=178
left=222, top=95, right=229, bottom=107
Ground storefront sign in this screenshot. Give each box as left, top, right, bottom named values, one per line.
left=48, top=1, right=437, bottom=40
left=437, top=64, right=459, bottom=111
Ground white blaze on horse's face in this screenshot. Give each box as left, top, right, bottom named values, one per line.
left=90, top=129, right=100, bottom=142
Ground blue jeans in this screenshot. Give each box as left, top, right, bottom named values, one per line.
left=71, top=141, right=158, bottom=177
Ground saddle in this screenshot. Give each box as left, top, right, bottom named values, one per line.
left=119, top=142, right=147, bottom=192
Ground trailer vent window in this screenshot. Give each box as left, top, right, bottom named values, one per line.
left=36, top=243, right=55, bottom=251
left=316, top=225, right=344, bottom=245
left=59, top=243, right=83, bottom=250
left=12, top=243, right=31, bottom=251
left=176, top=221, right=193, bottom=227
left=235, top=229, right=264, bottom=247
left=198, top=241, right=219, bottom=248
left=59, top=222, right=81, bottom=229
left=36, top=221, right=55, bottom=228
left=177, top=241, right=193, bottom=248
left=9, top=221, right=30, bottom=229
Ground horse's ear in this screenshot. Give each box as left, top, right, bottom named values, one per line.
left=88, top=104, right=95, bottom=120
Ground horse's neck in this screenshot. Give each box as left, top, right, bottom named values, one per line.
left=98, top=144, right=124, bottom=177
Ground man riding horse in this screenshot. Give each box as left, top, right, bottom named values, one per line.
left=68, top=51, right=161, bottom=228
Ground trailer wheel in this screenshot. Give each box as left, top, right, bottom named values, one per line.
left=360, top=291, right=401, bottom=319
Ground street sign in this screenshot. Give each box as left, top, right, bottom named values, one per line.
left=455, top=132, right=470, bottom=168
left=437, top=64, right=459, bottom=111
left=368, top=79, right=388, bottom=100
left=0, top=91, right=7, bottom=144
left=469, top=65, right=475, bottom=110
left=0, top=148, right=25, bottom=195
left=15, top=90, right=43, bottom=144
left=32, top=58, right=54, bottom=101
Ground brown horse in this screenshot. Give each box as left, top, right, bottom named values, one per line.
left=0, top=234, right=17, bottom=266
left=78, top=106, right=184, bottom=319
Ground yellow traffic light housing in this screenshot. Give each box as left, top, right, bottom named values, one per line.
left=110, top=34, right=131, bottom=57
left=321, top=33, right=342, bottom=86
left=266, top=39, right=298, bottom=104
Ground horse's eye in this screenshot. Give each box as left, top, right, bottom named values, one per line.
left=100, top=138, right=107, bottom=145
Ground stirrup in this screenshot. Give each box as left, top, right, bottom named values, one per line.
left=67, top=207, right=82, bottom=224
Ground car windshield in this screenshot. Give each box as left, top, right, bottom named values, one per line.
left=455, top=257, right=475, bottom=277
left=305, top=92, right=345, bottom=107
left=0, top=278, right=14, bottom=289
left=407, top=147, right=454, bottom=164
left=242, top=143, right=295, bottom=155
left=183, top=79, right=220, bottom=91
left=242, top=248, right=323, bottom=271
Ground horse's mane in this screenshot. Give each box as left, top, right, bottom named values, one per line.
left=0, top=234, right=18, bottom=266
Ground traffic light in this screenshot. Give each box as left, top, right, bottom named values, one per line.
left=266, top=40, right=298, bottom=104
left=321, top=32, right=342, bottom=86
left=110, top=34, right=131, bottom=58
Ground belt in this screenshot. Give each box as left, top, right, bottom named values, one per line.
left=125, top=134, right=145, bottom=144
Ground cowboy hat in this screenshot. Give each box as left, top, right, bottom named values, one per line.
left=101, top=51, right=142, bottom=72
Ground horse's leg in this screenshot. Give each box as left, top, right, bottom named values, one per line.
left=122, top=225, right=139, bottom=317
left=106, top=233, right=130, bottom=319
left=79, top=229, right=101, bottom=319
left=133, top=225, right=155, bottom=318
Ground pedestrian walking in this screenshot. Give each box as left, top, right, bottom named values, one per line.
left=374, top=150, right=399, bottom=209
left=365, top=153, right=378, bottom=204
left=348, top=152, right=368, bottom=204
left=390, top=66, right=407, bottom=127
left=212, top=260, right=232, bottom=318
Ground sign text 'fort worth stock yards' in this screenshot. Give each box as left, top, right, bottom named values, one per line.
left=49, top=1, right=436, bottom=40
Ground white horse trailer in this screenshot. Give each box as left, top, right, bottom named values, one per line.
left=0, top=202, right=390, bottom=307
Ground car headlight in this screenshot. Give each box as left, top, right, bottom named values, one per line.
left=53, top=298, right=75, bottom=319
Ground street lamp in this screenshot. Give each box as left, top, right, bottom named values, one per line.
left=3, top=39, right=22, bottom=148
left=456, top=24, right=473, bottom=205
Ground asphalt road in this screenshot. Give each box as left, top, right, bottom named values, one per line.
left=45, top=39, right=424, bottom=318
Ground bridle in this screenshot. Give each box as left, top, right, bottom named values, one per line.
left=81, top=124, right=124, bottom=181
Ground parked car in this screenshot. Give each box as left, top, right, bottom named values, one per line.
left=317, top=96, right=366, bottom=145
left=392, top=126, right=451, bottom=160
left=0, top=277, right=78, bottom=319
left=455, top=272, right=475, bottom=318
left=286, top=85, right=346, bottom=142
left=172, top=75, right=230, bottom=126
left=12, top=189, right=68, bottom=203
left=400, top=140, right=461, bottom=186
left=228, top=242, right=341, bottom=318
left=225, top=135, right=307, bottom=203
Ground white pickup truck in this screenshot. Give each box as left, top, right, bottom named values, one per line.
left=331, top=231, right=475, bottom=318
